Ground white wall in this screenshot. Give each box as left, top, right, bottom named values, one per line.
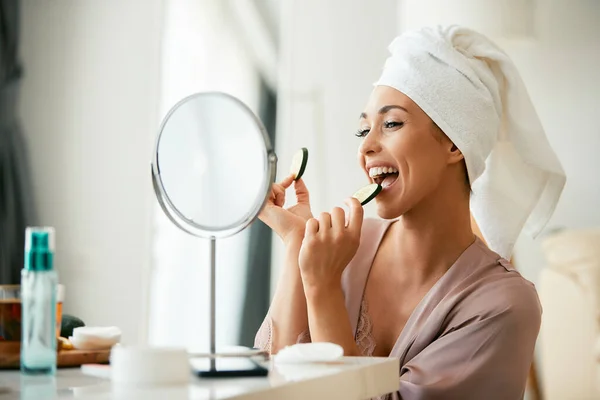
left=19, top=0, right=164, bottom=344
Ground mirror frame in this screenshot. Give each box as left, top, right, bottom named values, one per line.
left=151, top=91, right=277, bottom=239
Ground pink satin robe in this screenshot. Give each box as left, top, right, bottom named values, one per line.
left=256, top=218, right=541, bottom=399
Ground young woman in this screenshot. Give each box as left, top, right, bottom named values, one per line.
left=255, top=25, right=565, bottom=399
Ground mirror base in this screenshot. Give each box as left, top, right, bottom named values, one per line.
left=193, top=356, right=269, bottom=378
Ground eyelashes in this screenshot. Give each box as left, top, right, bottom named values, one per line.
left=355, top=128, right=369, bottom=138
left=384, top=121, right=403, bottom=129
left=355, top=121, right=404, bottom=138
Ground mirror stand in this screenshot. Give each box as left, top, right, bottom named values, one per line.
left=196, top=237, right=270, bottom=378
left=152, top=170, right=269, bottom=377
left=209, top=236, right=216, bottom=372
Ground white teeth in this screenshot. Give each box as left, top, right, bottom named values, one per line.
left=369, top=166, right=398, bottom=177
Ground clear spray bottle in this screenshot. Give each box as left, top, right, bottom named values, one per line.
left=21, top=227, right=58, bottom=375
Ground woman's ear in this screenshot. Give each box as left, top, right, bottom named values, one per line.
left=447, top=142, right=465, bottom=165
left=431, top=121, right=464, bottom=165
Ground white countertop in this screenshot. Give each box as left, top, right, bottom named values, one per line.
left=0, top=357, right=399, bottom=400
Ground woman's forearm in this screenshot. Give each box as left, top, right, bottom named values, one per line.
left=267, top=239, right=309, bottom=353
left=305, top=284, right=360, bottom=356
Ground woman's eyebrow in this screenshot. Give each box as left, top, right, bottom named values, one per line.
left=359, top=105, right=409, bottom=120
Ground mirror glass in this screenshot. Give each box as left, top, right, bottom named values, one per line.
left=152, top=92, right=276, bottom=238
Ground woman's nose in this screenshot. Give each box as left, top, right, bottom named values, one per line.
left=358, top=130, right=382, bottom=155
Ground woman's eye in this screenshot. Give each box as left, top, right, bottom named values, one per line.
left=384, top=121, right=403, bottom=129
left=355, top=128, right=370, bottom=138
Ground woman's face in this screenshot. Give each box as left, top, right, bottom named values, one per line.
left=357, top=86, right=463, bottom=219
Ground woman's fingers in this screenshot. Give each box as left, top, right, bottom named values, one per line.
left=270, top=174, right=305, bottom=208
left=318, top=212, right=332, bottom=231
left=280, top=174, right=295, bottom=189
left=272, top=184, right=286, bottom=207
left=305, top=218, right=319, bottom=237
left=331, top=207, right=346, bottom=233
left=294, top=178, right=310, bottom=204
left=344, top=197, right=364, bottom=236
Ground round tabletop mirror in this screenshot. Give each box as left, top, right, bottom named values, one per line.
left=150, top=92, right=276, bottom=376
left=151, top=92, right=277, bottom=238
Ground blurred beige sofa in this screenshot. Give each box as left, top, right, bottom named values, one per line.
left=538, top=229, right=600, bottom=400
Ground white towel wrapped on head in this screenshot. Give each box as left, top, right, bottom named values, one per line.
left=375, top=25, right=566, bottom=259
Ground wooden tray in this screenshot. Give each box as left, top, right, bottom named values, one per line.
left=0, top=342, right=110, bottom=369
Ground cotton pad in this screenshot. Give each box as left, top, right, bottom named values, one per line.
left=69, top=326, right=121, bottom=350
left=275, top=342, right=344, bottom=364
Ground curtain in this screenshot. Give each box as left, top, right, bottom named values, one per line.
left=0, top=0, right=36, bottom=284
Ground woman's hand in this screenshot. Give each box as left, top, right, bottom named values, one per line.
left=259, top=174, right=313, bottom=245
left=298, top=198, right=364, bottom=295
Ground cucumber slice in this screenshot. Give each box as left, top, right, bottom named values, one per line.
left=352, top=183, right=382, bottom=206
left=290, top=147, right=309, bottom=180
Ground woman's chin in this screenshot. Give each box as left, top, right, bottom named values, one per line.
left=373, top=179, right=411, bottom=219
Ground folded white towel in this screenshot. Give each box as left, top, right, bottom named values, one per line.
left=69, top=326, right=121, bottom=350
left=375, top=25, right=566, bottom=258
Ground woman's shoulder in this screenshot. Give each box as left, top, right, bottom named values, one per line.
left=454, top=240, right=542, bottom=326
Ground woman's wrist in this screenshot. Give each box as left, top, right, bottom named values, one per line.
left=281, top=237, right=304, bottom=283
left=303, top=280, right=343, bottom=304
left=283, top=233, right=304, bottom=250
